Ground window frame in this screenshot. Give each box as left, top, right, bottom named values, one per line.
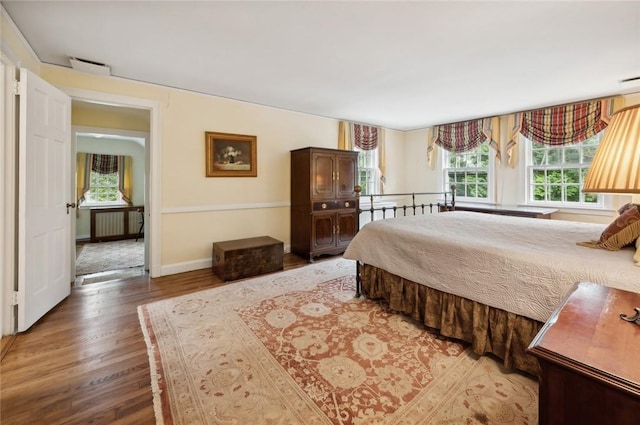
left=355, top=146, right=380, bottom=197
left=80, top=169, right=126, bottom=208
left=441, top=142, right=495, bottom=204
left=521, top=133, right=612, bottom=211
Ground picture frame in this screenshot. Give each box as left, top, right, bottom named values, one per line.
left=205, top=131, right=257, bottom=177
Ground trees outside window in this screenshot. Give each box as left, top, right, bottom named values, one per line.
left=443, top=143, right=490, bottom=201
left=526, top=133, right=601, bottom=206
left=84, top=171, right=121, bottom=204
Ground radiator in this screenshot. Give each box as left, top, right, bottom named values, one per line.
left=90, top=206, right=143, bottom=242
left=95, top=211, right=124, bottom=238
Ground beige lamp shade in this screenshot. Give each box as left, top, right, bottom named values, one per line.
left=582, top=103, right=640, bottom=193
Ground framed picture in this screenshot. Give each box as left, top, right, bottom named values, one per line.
left=205, top=131, right=257, bottom=177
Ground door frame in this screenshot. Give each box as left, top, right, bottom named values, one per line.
left=0, top=55, right=17, bottom=336
left=72, top=125, right=150, bottom=271
left=63, top=88, right=162, bottom=278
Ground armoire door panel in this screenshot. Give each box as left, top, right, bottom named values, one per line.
left=312, top=153, right=335, bottom=199
left=311, top=213, right=336, bottom=250
left=336, top=154, right=357, bottom=198
left=337, top=211, right=357, bottom=247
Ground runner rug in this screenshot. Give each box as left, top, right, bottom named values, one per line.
left=138, top=258, right=538, bottom=424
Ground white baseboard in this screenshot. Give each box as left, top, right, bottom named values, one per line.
left=160, top=258, right=212, bottom=276
left=158, top=245, right=292, bottom=277
left=76, top=234, right=90, bottom=241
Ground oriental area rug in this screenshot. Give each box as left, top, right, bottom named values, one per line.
left=138, top=258, right=538, bottom=425
left=76, top=239, right=144, bottom=276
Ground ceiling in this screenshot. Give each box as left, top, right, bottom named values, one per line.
left=3, top=1, right=640, bottom=131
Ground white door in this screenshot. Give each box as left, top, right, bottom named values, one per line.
left=17, top=68, right=72, bottom=332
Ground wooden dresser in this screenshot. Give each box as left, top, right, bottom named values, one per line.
left=528, top=282, right=640, bottom=425
left=290, top=147, right=359, bottom=261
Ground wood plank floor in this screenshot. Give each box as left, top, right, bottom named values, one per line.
left=0, top=254, right=315, bottom=425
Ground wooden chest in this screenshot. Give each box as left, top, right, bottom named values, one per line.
left=212, top=236, right=283, bottom=281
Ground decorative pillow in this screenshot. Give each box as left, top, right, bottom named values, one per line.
left=578, top=204, right=640, bottom=251
left=618, top=202, right=634, bottom=215
left=635, top=238, right=640, bottom=266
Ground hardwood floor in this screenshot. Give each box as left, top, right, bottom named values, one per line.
left=0, top=254, right=314, bottom=425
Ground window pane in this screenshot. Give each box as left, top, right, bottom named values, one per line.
left=533, top=185, right=546, bottom=201
left=477, top=184, right=488, bottom=198
left=547, top=149, right=561, bottom=165
left=565, top=185, right=580, bottom=202
left=531, top=149, right=546, bottom=166
left=563, top=168, right=579, bottom=183
left=584, top=193, right=598, bottom=203
left=582, top=146, right=597, bottom=163
left=564, top=148, right=580, bottom=164
left=547, top=169, right=562, bottom=183
left=549, top=185, right=562, bottom=202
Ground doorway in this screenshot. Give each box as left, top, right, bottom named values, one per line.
left=71, top=100, right=150, bottom=285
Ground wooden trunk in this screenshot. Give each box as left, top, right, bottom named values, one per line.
left=212, top=236, right=284, bottom=281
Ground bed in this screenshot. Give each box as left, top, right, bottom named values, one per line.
left=343, top=210, right=640, bottom=375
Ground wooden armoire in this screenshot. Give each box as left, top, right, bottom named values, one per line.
left=290, top=147, right=359, bottom=261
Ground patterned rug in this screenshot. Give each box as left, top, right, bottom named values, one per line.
left=75, top=239, right=144, bottom=276
left=138, top=258, right=538, bottom=424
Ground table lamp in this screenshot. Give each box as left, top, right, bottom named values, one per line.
left=582, top=103, right=640, bottom=324
left=582, top=103, right=640, bottom=194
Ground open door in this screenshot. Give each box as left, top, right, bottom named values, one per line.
left=16, top=68, right=72, bottom=332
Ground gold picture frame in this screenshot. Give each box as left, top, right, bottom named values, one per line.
left=205, top=131, right=257, bottom=177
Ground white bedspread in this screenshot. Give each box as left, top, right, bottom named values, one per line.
left=344, top=211, right=640, bottom=322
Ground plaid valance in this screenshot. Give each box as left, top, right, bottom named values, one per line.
left=433, top=118, right=487, bottom=153
left=92, top=154, right=119, bottom=174
left=518, top=99, right=613, bottom=146
left=506, top=98, right=616, bottom=167
left=352, top=124, right=379, bottom=150
left=427, top=117, right=500, bottom=168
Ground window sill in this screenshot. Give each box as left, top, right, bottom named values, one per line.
left=520, top=204, right=615, bottom=217
left=79, top=202, right=128, bottom=209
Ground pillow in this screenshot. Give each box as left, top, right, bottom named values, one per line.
left=618, top=202, right=634, bottom=215
left=635, top=238, right=640, bottom=266
left=578, top=204, right=640, bottom=251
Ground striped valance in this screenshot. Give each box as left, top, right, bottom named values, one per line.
left=427, top=117, right=500, bottom=168
left=519, top=99, right=613, bottom=146
left=506, top=98, right=616, bottom=167
left=352, top=124, right=379, bottom=151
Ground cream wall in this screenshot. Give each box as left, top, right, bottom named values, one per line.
left=40, top=65, right=388, bottom=273
left=72, top=103, right=150, bottom=131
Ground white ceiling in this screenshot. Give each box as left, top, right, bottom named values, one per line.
left=3, top=1, right=640, bottom=131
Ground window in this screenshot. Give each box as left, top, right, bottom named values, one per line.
left=525, top=132, right=602, bottom=206
left=356, top=147, right=379, bottom=196
left=443, top=142, right=491, bottom=201
left=83, top=170, right=123, bottom=205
